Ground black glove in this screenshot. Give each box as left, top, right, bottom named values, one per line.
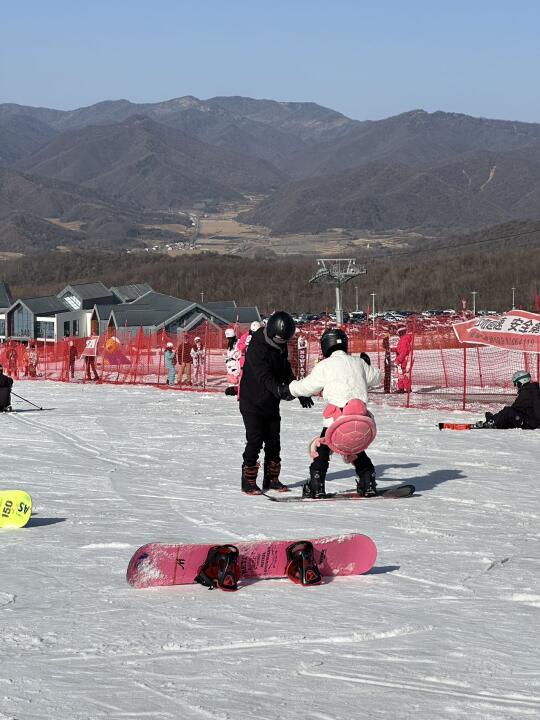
left=360, top=352, right=371, bottom=366
left=298, top=396, right=314, bottom=408
left=278, top=383, right=294, bottom=401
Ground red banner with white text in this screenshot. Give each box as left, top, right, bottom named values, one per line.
left=453, top=310, right=540, bottom=354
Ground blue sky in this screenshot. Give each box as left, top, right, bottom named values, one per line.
left=1, top=0, right=539, bottom=121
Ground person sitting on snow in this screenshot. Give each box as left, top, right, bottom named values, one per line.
left=0, top=364, right=14, bottom=412
left=476, top=370, right=540, bottom=429
left=281, top=328, right=381, bottom=498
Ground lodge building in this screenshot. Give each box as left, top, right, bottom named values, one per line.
left=0, top=281, right=260, bottom=343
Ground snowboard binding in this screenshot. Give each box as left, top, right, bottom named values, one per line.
left=285, top=541, right=322, bottom=586
left=194, top=545, right=241, bottom=591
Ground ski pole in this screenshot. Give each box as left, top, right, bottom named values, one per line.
left=11, top=392, right=43, bottom=411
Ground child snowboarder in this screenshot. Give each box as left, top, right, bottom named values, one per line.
left=284, top=328, right=381, bottom=498
left=475, top=370, right=540, bottom=429
left=239, top=311, right=312, bottom=495
left=164, top=342, right=176, bottom=385
left=191, top=337, right=206, bottom=386
left=224, top=328, right=241, bottom=395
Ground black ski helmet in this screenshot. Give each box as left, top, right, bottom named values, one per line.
left=320, top=328, right=348, bottom=358
left=266, top=311, right=296, bottom=343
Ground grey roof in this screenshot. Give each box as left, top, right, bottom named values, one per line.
left=110, top=305, right=182, bottom=328
left=0, top=282, right=13, bottom=310
left=213, top=306, right=262, bottom=323
left=109, top=283, right=153, bottom=303
left=16, top=295, right=71, bottom=315
left=60, top=282, right=113, bottom=300
left=92, top=304, right=116, bottom=320
left=130, top=291, right=193, bottom=313
left=108, top=292, right=241, bottom=331
left=109, top=293, right=195, bottom=329
left=203, top=300, right=237, bottom=310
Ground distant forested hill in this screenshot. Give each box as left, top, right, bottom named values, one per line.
left=2, top=221, right=538, bottom=312
left=3, top=97, right=540, bottom=246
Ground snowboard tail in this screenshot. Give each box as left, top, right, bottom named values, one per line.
left=126, top=533, right=377, bottom=589
left=0, top=490, right=32, bottom=528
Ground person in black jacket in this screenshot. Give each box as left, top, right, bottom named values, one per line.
left=476, top=370, right=540, bottom=429
left=238, top=311, right=313, bottom=494
left=0, top=364, right=14, bottom=412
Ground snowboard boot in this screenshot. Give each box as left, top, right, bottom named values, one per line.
left=194, top=545, right=241, bottom=591
left=475, top=412, right=496, bottom=429
left=302, top=468, right=326, bottom=498
left=356, top=469, right=377, bottom=497
left=241, top=463, right=262, bottom=495
left=286, top=541, right=322, bottom=586
left=1, top=405, right=12, bottom=413
left=262, top=460, right=289, bottom=492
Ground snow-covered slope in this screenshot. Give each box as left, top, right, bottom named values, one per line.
left=1, top=382, right=538, bottom=719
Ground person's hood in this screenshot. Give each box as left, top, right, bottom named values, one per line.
left=263, top=326, right=286, bottom=351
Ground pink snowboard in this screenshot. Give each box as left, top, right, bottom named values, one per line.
left=126, top=533, right=377, bottom=589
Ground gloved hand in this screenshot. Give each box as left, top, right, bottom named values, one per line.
left=278, top=383, right=294, bottom=401
left=299, top=396, right=314, bottom=409
left=360, top=352, right=371, bottom=366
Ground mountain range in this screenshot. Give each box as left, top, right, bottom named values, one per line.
left=2, top=95, right=540, bottom=250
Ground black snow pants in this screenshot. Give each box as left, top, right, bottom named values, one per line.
left=310, top=427, right=375, bottom=478
left=0, top=386, right=11, bottom=410
left=241, top=413, right=281, bottom=467
left=492, top=406, right=535, bottom=429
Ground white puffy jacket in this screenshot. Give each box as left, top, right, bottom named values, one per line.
left=289, top=351, right=381, bottom=426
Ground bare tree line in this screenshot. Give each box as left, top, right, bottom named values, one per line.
left=1, top=238, right=538, bottom=313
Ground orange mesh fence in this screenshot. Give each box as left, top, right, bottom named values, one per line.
left=1, top=314, right=538, bottom=410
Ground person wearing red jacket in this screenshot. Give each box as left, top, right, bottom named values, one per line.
left=393, top=326, right=413, bottom=393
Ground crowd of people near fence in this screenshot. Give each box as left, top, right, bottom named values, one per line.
left=0, top=311, right=538, bottom=410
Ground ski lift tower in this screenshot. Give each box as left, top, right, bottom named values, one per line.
left=309, top=258, right=366, bottom=325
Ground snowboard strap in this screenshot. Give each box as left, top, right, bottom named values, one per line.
left=285, top=541, right=322, bottom=586
left=194, top=545, right=241, bottom=591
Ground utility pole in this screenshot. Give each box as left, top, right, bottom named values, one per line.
left=512, top=286, right=516, bottom=310
left=370, top=292, right=376, bottom=332
left=471, top=291, right=477, bottom=316
left=200, top=291, right=204, bottom=304
left=355, top=285, right=359, bottom=312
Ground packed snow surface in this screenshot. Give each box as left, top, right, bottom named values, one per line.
left=1, top=382, right=539, bottom=720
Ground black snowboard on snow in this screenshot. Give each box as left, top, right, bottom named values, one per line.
left=265, top=484, right=415, bottom=503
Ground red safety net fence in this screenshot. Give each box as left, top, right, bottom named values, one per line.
left=1, top=315, right=538, bottom=410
